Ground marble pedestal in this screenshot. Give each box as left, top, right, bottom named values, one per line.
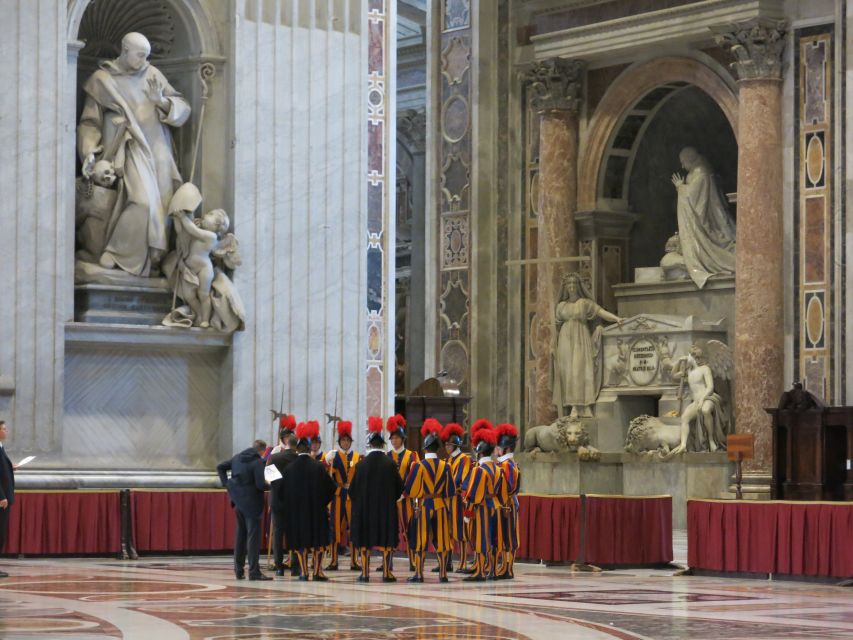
left=516, top=451, right=732, bottom=529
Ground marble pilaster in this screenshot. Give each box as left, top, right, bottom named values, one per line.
left=715, top=20, right=787, bottom=473
left=523, top=58, right=584, bottom=424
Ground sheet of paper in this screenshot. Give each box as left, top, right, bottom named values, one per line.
left=16, top=455, right=35, bottom=467
left=264, top=464, right=282, bottom=483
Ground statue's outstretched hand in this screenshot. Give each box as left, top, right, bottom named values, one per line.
left=81, top=145, right=104, bottom=178
left=146, top=76, right=168, bottom=109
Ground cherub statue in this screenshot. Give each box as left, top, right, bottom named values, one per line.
left=162, top=183, right=245, bottom=331
left=668, top=340, right=732, bottom=456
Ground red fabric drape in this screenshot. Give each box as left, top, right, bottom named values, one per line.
left=3, top=491, right=121, bottom=555
left=132, top=490, right=268, bottom=553
left=516, top=494, right=580, bottom=562
left=688, top=499, right=853, bottom=578
left=584, top=495, right=673, bottom=565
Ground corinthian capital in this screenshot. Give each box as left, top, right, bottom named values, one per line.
left=521, top=58, right=585, bottom=113
left=712, top=19, right=787, bottom=81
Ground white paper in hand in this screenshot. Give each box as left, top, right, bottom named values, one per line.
left=16, top=456, right=35, bottom=467
left=264, top=465, right=282, bottom=483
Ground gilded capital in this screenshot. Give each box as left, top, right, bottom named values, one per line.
left=522, top=58, right=585, bottom=113
left=712, top=19, right=787, bottom=81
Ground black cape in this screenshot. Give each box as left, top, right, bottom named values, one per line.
left=268, top=448, right=298, bottom=519
left=349, top=449, right=404, bottom=549
left=280, top=454, right=336, bottom=550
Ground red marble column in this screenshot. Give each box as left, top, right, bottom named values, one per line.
left=716, top=20, right=787, bottom=474
left=523, top=59, right=584, bottom=425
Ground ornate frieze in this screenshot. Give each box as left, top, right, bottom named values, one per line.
left=712, top=19, right=788, bottom=81
left=521, top=58, right=585, bottom=113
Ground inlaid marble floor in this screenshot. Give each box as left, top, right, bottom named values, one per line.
left=0, top=548, right=850, bottom=639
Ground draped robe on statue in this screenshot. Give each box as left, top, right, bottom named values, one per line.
left=675, top=160, right=737, bottom=289
left=78, top=61, right=191, bottom=276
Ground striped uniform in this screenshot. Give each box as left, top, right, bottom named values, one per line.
left=462, top=459, right=503, bottom=577
left=388, top=448, right=420, bottom=534
left=403, top=455, right=456, bottom=579
left=496, top=456, right=521, bottom=551
left=448, top=451, right=472, bottom=543
left=327, top=449, right=360, bottom=544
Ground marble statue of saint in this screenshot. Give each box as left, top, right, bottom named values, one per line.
left=551, top=272, right=622, bottom=418
left=669, top=341, right=732, bottom=456
left=670, top=147, right=736, bottom=288
left=77, top=32, right=191, bottom=277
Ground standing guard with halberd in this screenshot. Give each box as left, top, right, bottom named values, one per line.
left=441, top=422, right=473, bottom=573
left=325, top=420, right=361, bottom=570
left=386, top=414, right=420, bottom=572
left=495, top=423, right=521, bottom=579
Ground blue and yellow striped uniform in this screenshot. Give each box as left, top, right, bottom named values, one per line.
left=327, top=449, right=360, bottom=543
left=388, top=448, right=420, bottom=528
left=448, top=451, right=472, bottom=543
left=496, top=456, right=521, bottom=552
left=403, top=456, right=455, bottom=552
left=462, top=461, right=499, bottom=553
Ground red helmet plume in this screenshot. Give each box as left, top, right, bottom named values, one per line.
left=367, top=416, right=384, bottom=433
left=495, top=423, right=518, bottom=439
left=387, top=414, right=406, bottom=435
left=279, top=414, right=296, bottom=430
left=296, top=421, right=319, bottom=441
left=471, top=419, right=494, bottom=437
left=420, top=417, right=442, bottom=438
left=472, top=427, right=497, bottom=447
left=441, top=423, right=465, bottom=442
left=337, top=420, right=353, bottom=439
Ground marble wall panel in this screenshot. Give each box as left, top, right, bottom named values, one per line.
left=794, top=26, right=835, bottom=402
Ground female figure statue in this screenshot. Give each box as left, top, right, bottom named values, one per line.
left=551, top=273, right=622, bottom=418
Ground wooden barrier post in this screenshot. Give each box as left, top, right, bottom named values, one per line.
left=727, top=434, right=755, bottom=499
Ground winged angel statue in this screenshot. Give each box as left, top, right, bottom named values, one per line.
left=670, top=340, right=733, bottom=455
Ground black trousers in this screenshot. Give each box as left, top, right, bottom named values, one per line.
left=234, top=509, right=262, bottom=577
left=271, top=514, right=286, bottom=568
left=0, top=505, right=8, bottom=558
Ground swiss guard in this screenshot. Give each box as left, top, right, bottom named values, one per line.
left=462, top=420, right=501, bottom=582
left=386, top=413, right=419, bottom=571
left=442, top=422, right=473, bottom=573
left=325, top=420, right=361, bottom=570
left=349, top=416, right=405, bottom=583
left=279, top=420, right=336, bottom=581
left=402, top=418, right=455, bottom=583
left=495, top=423, right=521, bottom=579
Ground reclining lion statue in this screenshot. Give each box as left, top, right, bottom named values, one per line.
left=624, top=414, right=682, bottom=457
left=524, top=416, right=601, bottom=461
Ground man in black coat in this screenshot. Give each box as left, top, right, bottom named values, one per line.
left=217, top=439, right=270, bottom=581
left=0, top=420, right=15, bottom=578
left=268, top=432, right=298, bottom=576
left=349, top=417, right=404, bottom=583
left=280, top=422, right=336, bottom=581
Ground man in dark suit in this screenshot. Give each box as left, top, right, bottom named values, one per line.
left=217, top=439, right=270, bottom=581
left=0, top=420, right=14, bottom=578
left=268, top=432, right=298, bottom=576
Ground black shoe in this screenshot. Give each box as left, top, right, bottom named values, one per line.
left=431, top=566, right=440, bottom=572
left=374, top=566, right=384, bottom=572
left=382, top=575, right=397, bottom=583
left=457, top=567, right=475, bottom=574
left=463, top=575, right=485, bottom=582
left=249, top=574, right=273, bottom=581
left=235, top=572, right=245, bottom=580
left=298, top=575, right=309, bottom=582
left=349, top=564, right=361, bottom=571
left=275, top=568, right=285, bottom=577
left=407, top=576, right=423, bottom=583
left=326, top=563, right=339, bottom=571
left=357, top=575, right=370, bottom=583
left=409, top=564, right=416, bottom=572
left=0, top=571, right=8, bottom=578
left=313, top=574, right=329, bottom=582
left=439, top=576, right=449, bottom=583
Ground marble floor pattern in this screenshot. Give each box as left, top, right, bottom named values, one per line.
left=0, top=535, right=850, bottom=640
